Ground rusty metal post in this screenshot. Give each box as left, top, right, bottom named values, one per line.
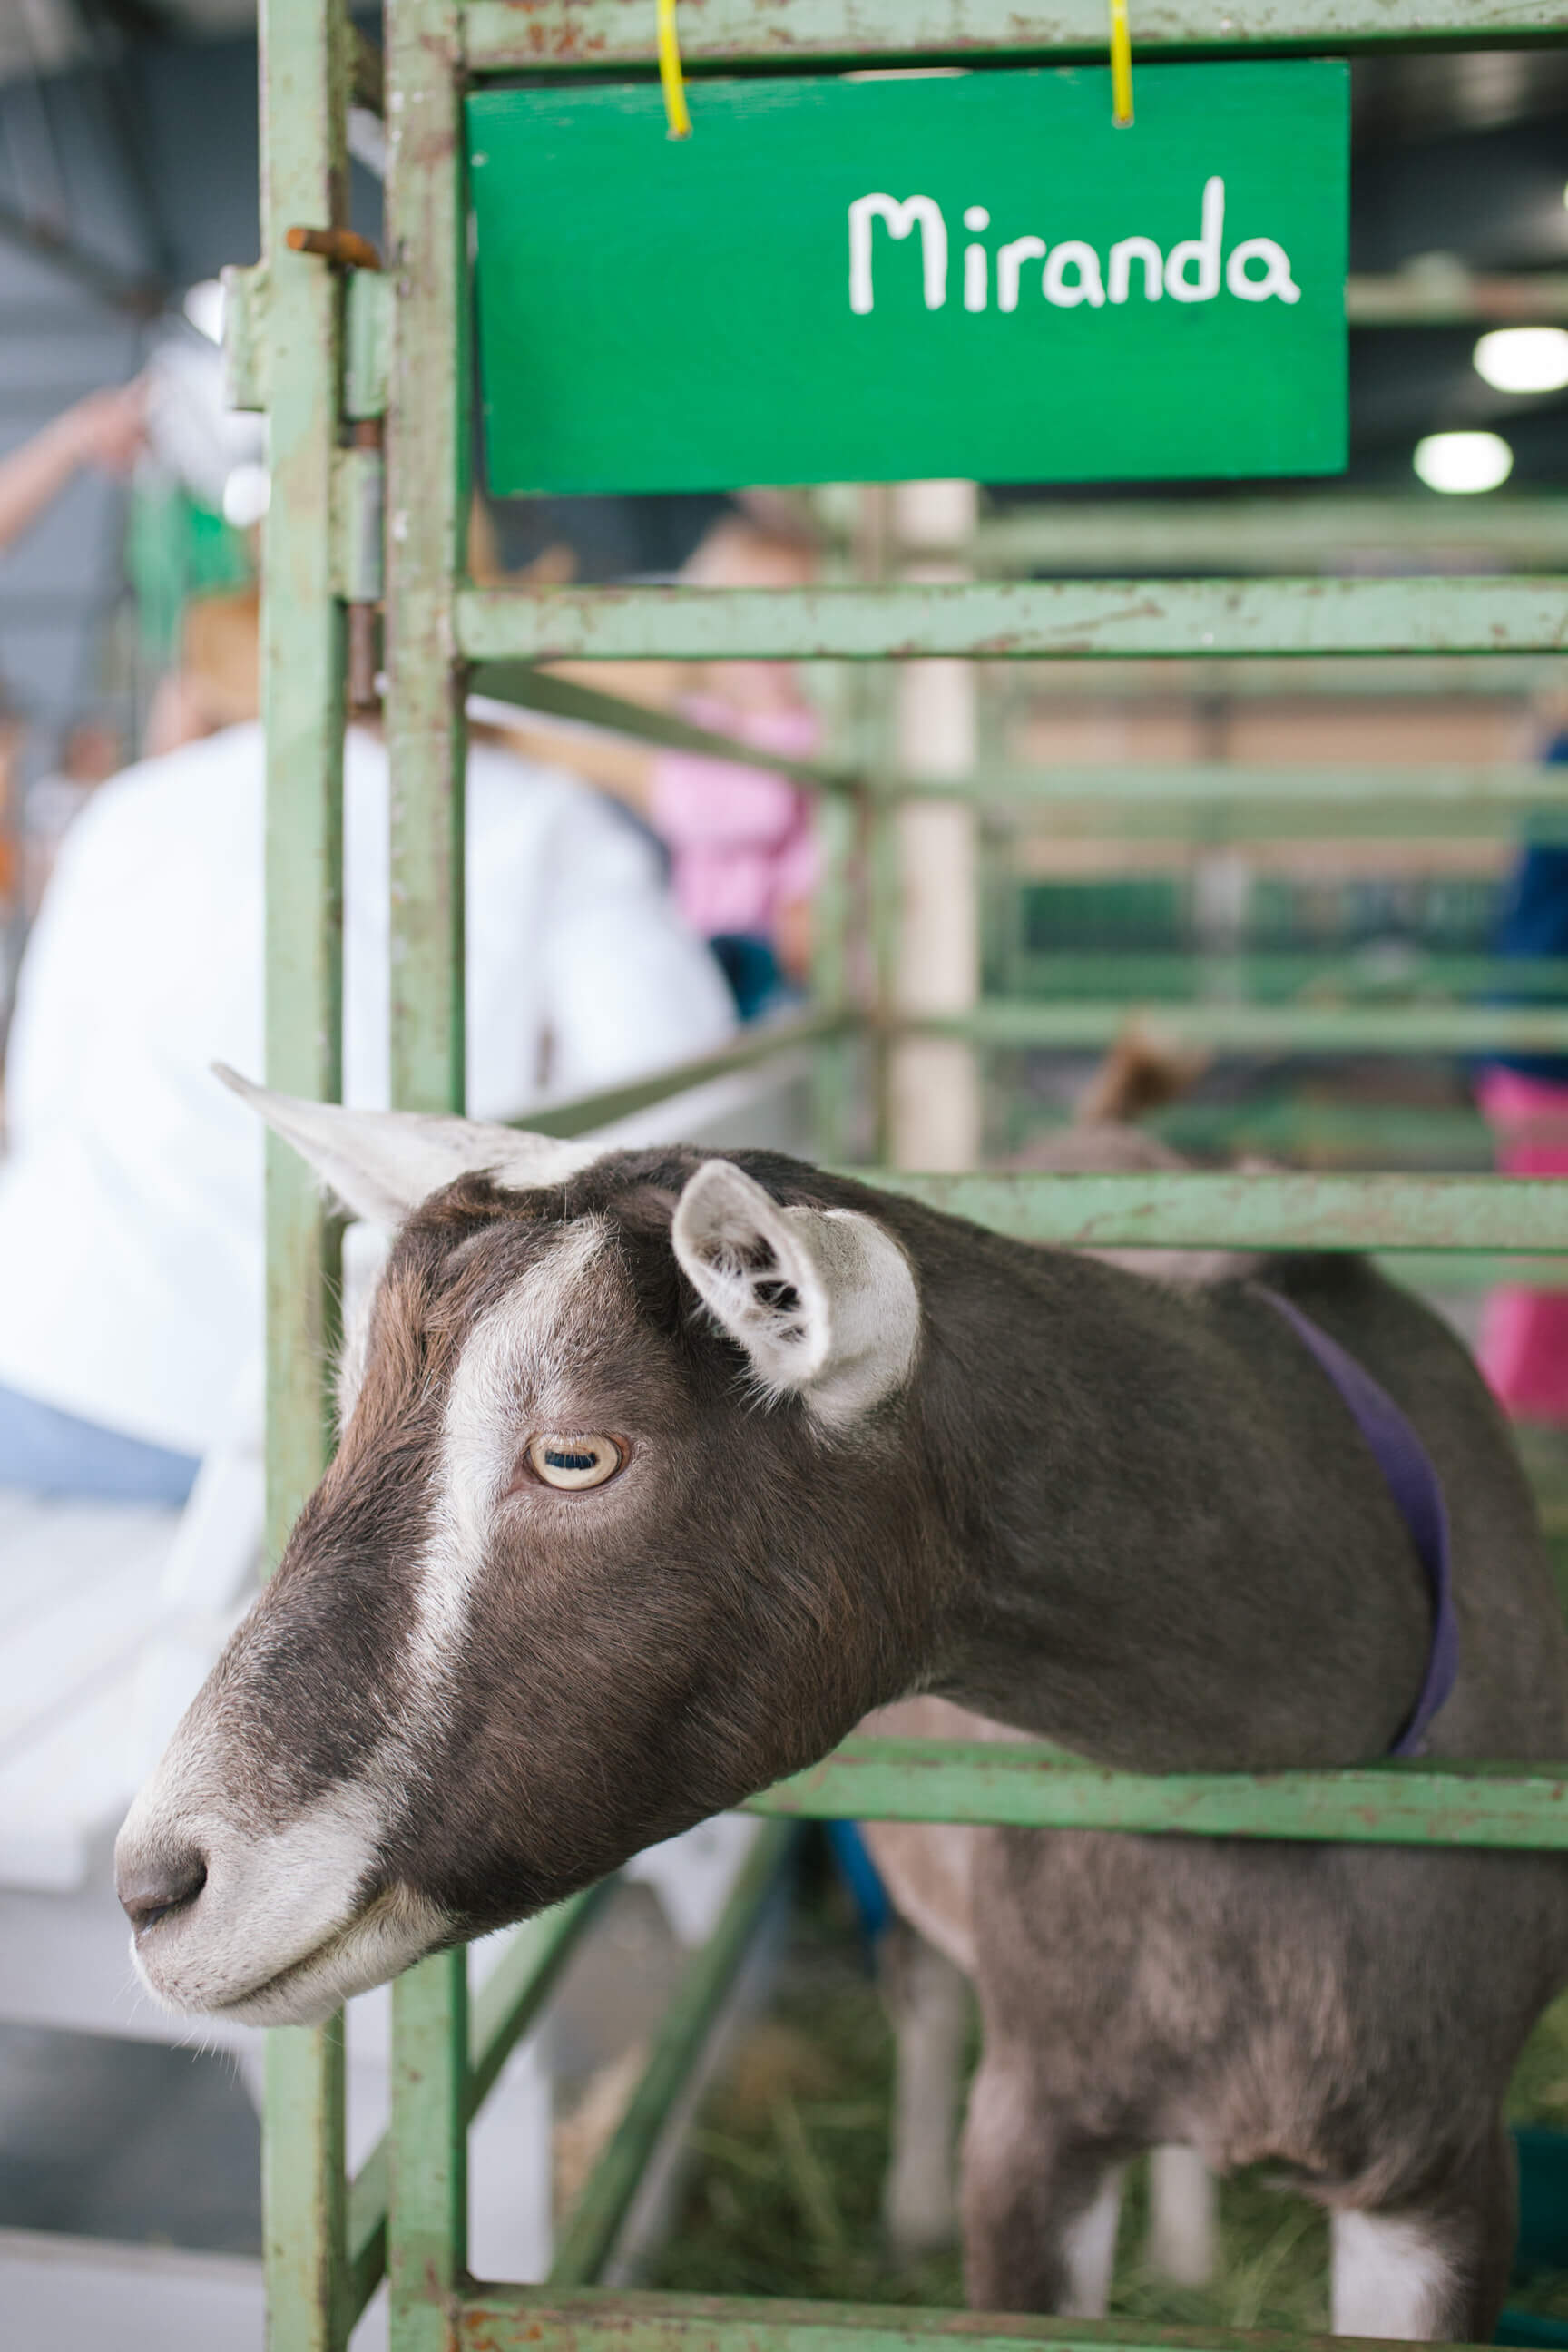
left=258, top=0, right=351, bottom=2345
left=384, top=3, right=471, bottom=2347
left=384, top=0, right=466, bottom=1119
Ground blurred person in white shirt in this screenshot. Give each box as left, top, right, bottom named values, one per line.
left=0, top=611, right=732, bottom=1503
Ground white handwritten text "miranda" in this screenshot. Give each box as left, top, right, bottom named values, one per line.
left=848, top=179, right=1298, bottom=315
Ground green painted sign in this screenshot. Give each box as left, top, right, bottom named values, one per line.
left=467, top=63, right=1348, bottom=496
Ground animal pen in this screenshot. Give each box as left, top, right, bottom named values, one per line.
left=245, top=1, right=1568, bottom=2345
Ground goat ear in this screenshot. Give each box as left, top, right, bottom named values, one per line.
left=214, top=1066, right=597, bottom=1228
left=671, top=1160, right=919, bottom=1426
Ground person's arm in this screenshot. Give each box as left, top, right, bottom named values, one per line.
left=0, top=383, right=146, bottom=554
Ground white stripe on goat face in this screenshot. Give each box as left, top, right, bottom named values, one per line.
left=410, top=1217, right=616, bottom=1695
left=120, top=1220, right=616, bottom=2027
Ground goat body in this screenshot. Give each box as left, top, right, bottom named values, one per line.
left=116, top=1084, right=1568, bottom=2339
left=860, top=1108, right=1567, bottom=2333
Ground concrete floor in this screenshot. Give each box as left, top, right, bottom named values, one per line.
left=0, top=1878, right=697, bottom=2350
left=0, top=2018, right=260, bottom=2252
left=0, top=2226, right=264, bottom=2351
left=0, top=2017, right=265, bottom=2347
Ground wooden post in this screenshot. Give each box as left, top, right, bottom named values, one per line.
left=888, top=480, right=981, bottom=1171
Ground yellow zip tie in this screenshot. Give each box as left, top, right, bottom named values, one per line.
left=1110, top=0, right=1133, bottom=125
left=657, top=0, right=691, bottom=139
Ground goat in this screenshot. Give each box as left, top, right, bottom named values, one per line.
left=117, top=1073, right=1568, bottom=2339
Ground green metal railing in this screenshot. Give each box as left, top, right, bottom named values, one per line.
left=459, top=0, right=1568, bottom=68
left=972, top=500, right=1568, bottom=574
left=917, top=765, right=1568, bottom=809
left=252, top=2, right=1568, bottom=2347
left=456, top=578, right=1568, bottom=663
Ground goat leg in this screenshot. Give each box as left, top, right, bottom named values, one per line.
left=880, top=1923, right=971, bottom=2260
left=1145, top=2143, right=1218, bottom=2288
left=961, top=2049, right=1129, bottom=2315
left=1329, top=2118, right=1516, bottom=2342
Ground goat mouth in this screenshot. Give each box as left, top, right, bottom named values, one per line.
left=196, top=1883, right=446, bottom=2024
left=207, top=1923, right=356, bottom=2016
left=133, top=1879, right=450, bottom=2024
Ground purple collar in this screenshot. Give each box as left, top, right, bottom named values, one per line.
left=1260, top=1288, right=1459, bottom=1759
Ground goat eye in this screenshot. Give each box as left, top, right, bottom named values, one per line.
left=524, top=1435, right=624, bottom=1492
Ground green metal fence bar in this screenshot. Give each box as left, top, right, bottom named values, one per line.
left=463, top=0, right=1568, bottom=72
left=474, top=662, right=860, bottom=795
left=384, top=5, right=470, bottom=2348
left=269, top=2013, right=351, bottom=2352
left=942, top=1002, right=1568, bottom=1053
left=745, top=1737, right=1568, bottom=1850
left=387, top=0, right=466, bottom=1118
left=550, top=1820, right=799, bottom=2291
left=1131, top=1101, right=1497, bottom=1161
left=390, top=1952, right=469, bottom=2352
left=851, top=1169, right=1568, bottom=1253
left=810, top=789, right=860, bottom=1161
left=973, top=500, right=1568, bottom=575
left=348, top=2135, right=390, bottom=2331
left=348, top=1885, right=613, bottom=2326
left=1154, top=1100, right=1498, bottom=1149
left=1000, top=956, right=1568, bottom=999
left=1066, top=810, right=1568, bottom=841
left=992, top=656, right=1563, bottom=698
left=518, top=1010, right=852, bottom=1141
left=996, top=808, right=1560, bottom=841
left=259, top=0, right=352, bottom=2344
left=456, top=580, right=1568, bottom=667
left=892, top=763, right=1568, bottom=806
left=259, top=0, right=349, bottom=1622
left=997, top=810, right=1561, bottom=844
left=456, top=2284, right=1485, bottom=2352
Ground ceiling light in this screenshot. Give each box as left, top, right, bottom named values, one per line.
left=1474, top=327, right=1568, bottom=395
left=182, top=279, right=225, bottom=344
left=1413, top=431, right=1514, bottom=495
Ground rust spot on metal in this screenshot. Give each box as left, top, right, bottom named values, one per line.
left=287, top=225, right=383, bottom=270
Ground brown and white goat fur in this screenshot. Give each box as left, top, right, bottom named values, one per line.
left=119, top=1071, right=1568, bottom=2340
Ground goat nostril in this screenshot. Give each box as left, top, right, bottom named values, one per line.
left=118, top=1851, right=208, bottom=1936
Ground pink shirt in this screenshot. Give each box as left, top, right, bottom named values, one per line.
left=649, top=698, right=819, bottom=941
left=1475, top=1065, right=1568, bottom=1423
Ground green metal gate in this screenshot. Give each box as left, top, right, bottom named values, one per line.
left=241, top=3, right=1568, bottom=2346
